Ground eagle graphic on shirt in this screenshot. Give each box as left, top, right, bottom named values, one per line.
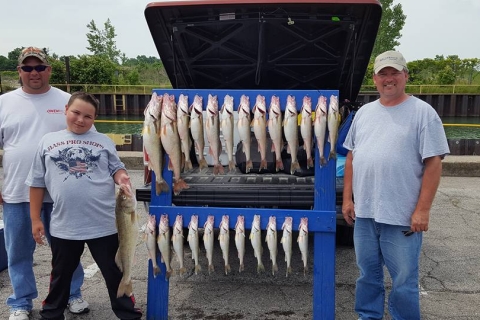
left=50, top=147, right=101, bottom=181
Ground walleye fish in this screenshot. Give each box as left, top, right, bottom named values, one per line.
left=314, top=96, right=328, bottom=167
left=280, top=217, right=293, bottom=277
left=187, top=215, right=201, bottom=275
left=218, top=215, right=231, bottom=275
left=327, top=95, right=341, bottom=161
left=142, top=93, right=168, bottom=195
left=283, top=95, right=300, bottom=174
left=298, top=217, right=309, bottom=276
left=157, top=214, right=173, bottom=279
left=220, top=94, right=236, bottom=172
left=115, top=184, right=139, bottom=298
left=203, top=215, right=215, bottom=274
left=268, top=95, right=284, bottom=172
left=265, top=216, right=278, bottom=275
left=252, top=94, right=268, bottom=171
left=160, top=93, right=189, bottom=195
left=177, top=94, right=193, bottom=172
left=237, top=95, right=253, bottom=173
left=234, top=215, right=246, bottom=273
left=171, top=215, right=186, bottom=276
left=144, top=214, right=161, bottom=278
left=190, top=95, right=208, bottom=171
left=205, top=94, right=224, bottom=175
left=249, top=215, right=264, bottom=273
left=300, top=96, right=314, bottom=169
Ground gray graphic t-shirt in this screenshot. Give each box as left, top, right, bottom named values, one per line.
left=26, top=129, right=125, bottom=240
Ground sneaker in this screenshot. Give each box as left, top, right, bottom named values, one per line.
left=9, top=310, right=30, bottom=320
left=67, top=298, right=90, bottom=314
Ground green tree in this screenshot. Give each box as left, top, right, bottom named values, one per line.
left=70, top=55, right=117, bottom=84
left=371, top=0, right=406, bottom=59
left=86, top=19, right=122, bottom=63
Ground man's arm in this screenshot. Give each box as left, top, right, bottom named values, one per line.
left=342, top=151, right=355, bottom=225
left=30, top=187, right=46, bottom=244
left=410, top=155, right=443, bottom=232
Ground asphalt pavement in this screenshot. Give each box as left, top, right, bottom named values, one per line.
left=1, top=166, right=480, bottom=319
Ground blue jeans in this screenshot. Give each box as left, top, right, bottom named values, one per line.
left=354, top=218, right=423, bottom=320
left=3, top=202, right=84, bottom=312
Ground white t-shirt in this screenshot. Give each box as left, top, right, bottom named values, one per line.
left=343, top=96, right=450, bottom=226
left=0, top=87, right=69, bottom=203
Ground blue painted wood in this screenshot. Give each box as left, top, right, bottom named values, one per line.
left=146, top=88, right=338, bottom=320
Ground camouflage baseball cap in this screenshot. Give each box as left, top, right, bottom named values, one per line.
left=18, top=46, right=49, bottom=65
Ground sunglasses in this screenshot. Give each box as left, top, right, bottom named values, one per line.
left=20, top=65, right=48, bottom=72
left=402, top=230, right=414, bottom=237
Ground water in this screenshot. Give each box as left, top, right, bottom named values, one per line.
left=95, top=116, right=480, bottom=139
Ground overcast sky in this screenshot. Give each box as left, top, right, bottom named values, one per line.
left=1, top=0, right=479, bottom=63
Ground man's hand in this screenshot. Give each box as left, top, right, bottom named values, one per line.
left=31, top=219, right=47, bottom=245
left=342, top=200, right=356, bottom=226
left=410, top=209, right=430, bottom=232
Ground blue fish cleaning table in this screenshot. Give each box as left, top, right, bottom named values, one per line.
left=146, top=89, right=337, bottom=320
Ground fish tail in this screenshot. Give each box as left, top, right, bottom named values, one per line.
left=257, top=263, right=265, bottom=274
left=245, top=160, right=253, bottom=173
left=116, top=279, right=131, bottom=298
left=194, top=264, right=201, bottom=275
left=304, top=266, right=308, bottom=276
left=173, top=179, right=190, bottom=195
left=275, top=159, right=284, bottom=172
left=260, top=159, right=267, bottom=170
left=208, top=264, right=215, bottom=274
left=286, top=266, right=292, bottom=277
left=225, top=264, right=231, bottom=275
left=290, top=160, right=300, bottom=175
left=184, top=160, right=193, bottom=172
left=166, top=269, right=172, bottom=280
left=198, top=159, right=208, bottom=171
left=328, top=150, right=337, bottom=161
left=239, top=264, right=244, bottom=273
left=272, top=264, right=278, bottom=276
left=213, top=164, right=225, bottom=175
left=228, top=161, right=236, bottom=172
left=306, top=157, right=314, bottom=169
left=179, top=267, right=187, bottom=276
left=320, top=156, right=327, bottom=167
left=153, top=265, right=161, bottom=277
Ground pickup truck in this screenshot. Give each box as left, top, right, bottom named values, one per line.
left=136, top=0, right=382, bottom=246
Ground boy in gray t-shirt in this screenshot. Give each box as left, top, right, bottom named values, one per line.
left=26, top=92, right=142, bottom=320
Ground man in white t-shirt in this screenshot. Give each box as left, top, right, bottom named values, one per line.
left=0, top=47, right=89, bottom=320
left=342, top=50, right=450, bottom=320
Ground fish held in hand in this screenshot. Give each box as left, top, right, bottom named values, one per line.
left=218, top=215, right=231, bottom=275
left=157, top=214, right=173, bottom=279
left=143, top=93, right=169, bottom=195
left=144, top=214, right=161, bottom=277
left=115, top=184, right=139, bottom=297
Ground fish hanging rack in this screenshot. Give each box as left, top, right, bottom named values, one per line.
left=147, top=88, right=337, bottom=320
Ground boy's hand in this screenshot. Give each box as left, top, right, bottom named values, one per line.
left=32, top=220, right=47, bottom=246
